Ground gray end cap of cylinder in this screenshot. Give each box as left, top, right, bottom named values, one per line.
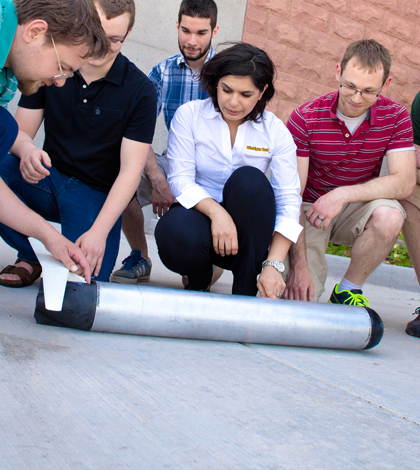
left=35, top=280, right=97, bottom=331
left=363, top=307, right=384, bottom=350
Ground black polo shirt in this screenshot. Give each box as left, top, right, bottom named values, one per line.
left=18, top=53, right=157, bottom=194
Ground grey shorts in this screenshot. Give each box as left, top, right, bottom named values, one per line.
left=136, top=154, right=169, bottom=207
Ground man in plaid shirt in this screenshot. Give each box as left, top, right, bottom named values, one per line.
left=111, top=0, right=219, bottom=284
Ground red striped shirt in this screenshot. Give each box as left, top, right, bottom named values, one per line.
left=286, top=91, right=414, bottom=203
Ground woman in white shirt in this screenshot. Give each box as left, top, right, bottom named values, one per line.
left=155, top=43, right=302, bottom=298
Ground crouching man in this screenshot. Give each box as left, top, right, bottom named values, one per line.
left=285, top=40, right=416, bottom=307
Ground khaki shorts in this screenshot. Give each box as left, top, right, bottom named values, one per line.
left=285, top=199, right=406, bottom=301
left=406, top=184, right=420, bottom=210
left=136, top=154, right=169, bottom=208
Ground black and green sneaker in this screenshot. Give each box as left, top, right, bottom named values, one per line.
left=406, top=307, right=420, bottom=338
left=328, top=284, right=370, bottom=306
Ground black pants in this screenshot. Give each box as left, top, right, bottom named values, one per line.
left=155, top=166, right=276, bottom=296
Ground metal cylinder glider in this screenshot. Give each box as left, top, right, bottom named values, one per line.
left=34, top=281, right=383, bottom=350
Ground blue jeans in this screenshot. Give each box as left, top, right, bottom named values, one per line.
left=0, top=107, right=18, bottom=159
left=0, top=154, right=122, bottom=281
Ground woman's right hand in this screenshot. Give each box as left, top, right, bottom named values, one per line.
left=257, top=266, right=286, bottom=299
left=210, top=208, right=238, bottom=257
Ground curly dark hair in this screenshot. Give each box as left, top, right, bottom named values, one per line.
left=178, top=0, right=218, bottom=30
left=199, top=42, right=276, bottom=122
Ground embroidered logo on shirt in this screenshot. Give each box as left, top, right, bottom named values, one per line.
left=246, top=146, right=270, bottom=152
left=95, top=107, right=101, bottom=115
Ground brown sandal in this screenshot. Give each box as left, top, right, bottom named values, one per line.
left=0, top=258, right=42, bottom=288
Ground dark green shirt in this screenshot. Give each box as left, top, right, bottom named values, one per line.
left=410, top=91, right=420, bottom=146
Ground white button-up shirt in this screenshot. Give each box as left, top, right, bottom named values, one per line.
left=167, top=98, right=303, bottom=243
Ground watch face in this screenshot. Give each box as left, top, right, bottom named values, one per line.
left=263, top=260, right=285, bottom=273
left=275, top=261, right=285, bottom=273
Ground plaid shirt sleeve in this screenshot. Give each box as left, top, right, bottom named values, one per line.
left=148, top=64, right=163, bottom=119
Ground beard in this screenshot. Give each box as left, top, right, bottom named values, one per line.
left=17, top=80, right=43, bottom=96
left=10, top=49, right=51, bottom=96
left=178, top=39, right=212, bottom=63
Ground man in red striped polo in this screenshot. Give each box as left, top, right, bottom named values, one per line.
left=285, top=39, right=416, bottom=306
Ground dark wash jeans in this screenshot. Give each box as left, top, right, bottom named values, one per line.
left=0, top=106, right=18, bottom=160
left=0, top=153, right=122, bottom=282
left=155, top=166, right=276, bottom=296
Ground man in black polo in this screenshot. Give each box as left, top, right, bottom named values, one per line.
left=0, top=0, right=156, bottom=286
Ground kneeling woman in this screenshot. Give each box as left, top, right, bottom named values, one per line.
left=155, top=43, right=302, bottom=298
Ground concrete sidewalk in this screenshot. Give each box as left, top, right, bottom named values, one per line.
left=1, top=234, right=420, bottom=469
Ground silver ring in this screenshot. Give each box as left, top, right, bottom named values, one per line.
left=276, top=292, right=281, bottom=297
left=317, top=216, right=325, bottom=221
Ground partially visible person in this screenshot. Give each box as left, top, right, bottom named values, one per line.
left=0, top=0, right=156, bottom=287
left=285, top=39, right=415, bottom=307
left=0, top=0, right=108, bottom=282
left=111, top=0, right=220, bottom=285
left=399, top=91, right=420, bottom=337
left=155, top=43, right=302, bottom=297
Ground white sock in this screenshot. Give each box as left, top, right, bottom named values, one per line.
left=339, top=278, right=363, bottom=292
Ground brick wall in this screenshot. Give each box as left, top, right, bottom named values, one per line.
left=242, top=0, right=420, bottom=123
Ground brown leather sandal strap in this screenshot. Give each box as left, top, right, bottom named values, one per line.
left=16, top=259, right=42, bottom=278
left=0, top=265, right=33, bottom=285
left=0, top=261, right=42, bottom=287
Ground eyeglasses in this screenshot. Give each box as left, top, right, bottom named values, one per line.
left=108, top=30, right=130, bottom=45
left=50, top=35, right=74, bottom=84
left=339, top=82, right=382, bottom=102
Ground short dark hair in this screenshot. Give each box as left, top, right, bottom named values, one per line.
left=14, top=0, right=109, bottom=58
left=199, top=42, right=276, bottom=122
left=340, top=39, right=392, bottom=83
left=95, top=0, right=136, bottom=31
left=178, top=0, right=218, bottom=30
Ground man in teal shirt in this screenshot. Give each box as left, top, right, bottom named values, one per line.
left=0, top=0, right=18, bottom=107
left=1, top=0, right=107, bottom=106
left=0, top=0, right=108, bottom=281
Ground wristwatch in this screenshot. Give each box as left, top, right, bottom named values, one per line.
left=262, top=260, right=285, bottom=274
